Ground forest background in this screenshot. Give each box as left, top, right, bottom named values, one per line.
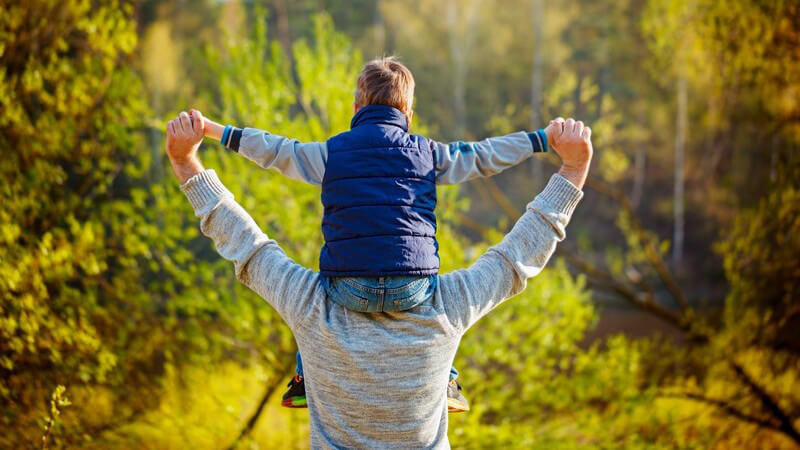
left=1, top=0, right=799, bottom=448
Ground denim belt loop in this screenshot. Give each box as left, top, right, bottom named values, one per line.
left=377, top=277, right=385, bottom=311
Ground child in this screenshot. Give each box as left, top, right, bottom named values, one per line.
left=195, top=56, right=558, bottom=413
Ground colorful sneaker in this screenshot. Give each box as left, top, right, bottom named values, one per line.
left=281, top=375, right=308, bottom=408
left=447, top=379, right=470, bottom=413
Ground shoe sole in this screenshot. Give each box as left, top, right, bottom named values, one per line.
left=447, top=398, right=469, bottom=413
left=281, top=396, right=308, bottom=408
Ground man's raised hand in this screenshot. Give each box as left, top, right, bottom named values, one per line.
left=166, top=110, right=205, bottom=184
left=548, top=117, right=593, bottom=189
left=166, top=110, right=204, bottom=163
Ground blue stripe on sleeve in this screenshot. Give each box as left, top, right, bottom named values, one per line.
left=221, top=125, right=231, bottom=147
left=449, top=141, right=474, bottom=154
left=526, top=129, right=548, bottom=153
left=536, top=129, right=548, bottom=153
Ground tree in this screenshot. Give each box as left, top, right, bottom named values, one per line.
left=0, top=0, right=156, bottom=444
left=550, top=1, right=800, bottom=445
left=529, top=0, right=546, bottom=191
left=0, top=2, right=348, bottom=446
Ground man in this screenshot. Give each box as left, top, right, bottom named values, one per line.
left=166, top=111, right=592, bottom=448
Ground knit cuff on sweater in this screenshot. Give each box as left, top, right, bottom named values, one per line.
left=180, top=170, right=234, bottom=216
left=527, top=173, right=584, bottom=221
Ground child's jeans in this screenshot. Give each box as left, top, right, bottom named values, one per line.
left=295, top=275, right=459, bottom=380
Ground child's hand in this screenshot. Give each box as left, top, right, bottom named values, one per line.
left=193, top=109, right=225, bottom=142
left=187, top=109, right=203, bottom=130
left=544, top=117, right=566, bottom=150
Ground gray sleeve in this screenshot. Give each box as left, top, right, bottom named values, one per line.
left=431, top=131, right=546, bottom=185
left=438, top=173, right=583, bottom=332
left=180, top=170, right=321, bottom=328
left=235, top=128, right=328, bottom=185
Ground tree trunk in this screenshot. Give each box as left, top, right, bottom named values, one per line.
left=530, top=0, right=544, bottom=190
left=273, top=0, right=292, bottom=62
left=672, top=74, right=687, bottom=267
left=373, top=0, right=386, bottom=54
left=631, top=143, right=646, bottom=208
left=530, top=0, right=543, bottom=129
left=447, top=0, right=477, bottom=139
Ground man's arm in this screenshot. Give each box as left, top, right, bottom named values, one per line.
left=439, top=118, right=592, bottom=330
left=201, top=113, right=328, bottom=186
left=432, top=125, right=556, bottom=185
left=166, top=112, right=317, bottom=326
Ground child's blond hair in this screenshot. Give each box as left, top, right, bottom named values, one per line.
left=355, top=56, right=415, bottom=117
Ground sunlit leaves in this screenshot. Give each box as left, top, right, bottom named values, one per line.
left=0, top=0, right=175, bottom=444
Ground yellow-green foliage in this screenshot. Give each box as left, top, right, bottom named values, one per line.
left=4, top=0, right=799, bottom=448
left=0, top=0, right=155, bottom=444
left=93, top=362, right=311, bottom=449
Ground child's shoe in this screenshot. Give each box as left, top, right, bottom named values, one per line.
left=281, top=375, right=308, bottom=408
left=447, top=379, right=470, bottom=413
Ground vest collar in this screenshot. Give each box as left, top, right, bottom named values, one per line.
left=350, top=104, right=409, bottom=131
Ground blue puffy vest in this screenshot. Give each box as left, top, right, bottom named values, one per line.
left=320, top=105, right=438, bottom=277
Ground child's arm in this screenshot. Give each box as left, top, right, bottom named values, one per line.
left=200, top=112, right=327, bottom=186
left=432, top=121, right=562, bottom=185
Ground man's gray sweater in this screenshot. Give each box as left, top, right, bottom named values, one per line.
left=181, top=170, right=583, bottom=449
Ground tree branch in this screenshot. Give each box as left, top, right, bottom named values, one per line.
left=226, top=358, right=295, bottom=450
left=477, top=178, right=522, bottom=222
left=580, top=174, right=692, bottom=314
left=462, top=167, right=721, bottom=350
left=453, top=210, right=491, bottom=236
left=730, top=361, right=800, bottom=445
left=661, top=391, right=781, bottom=433
left=561, top=250, right=687, bottom=330
left=469, top=171, right=702, bottom=339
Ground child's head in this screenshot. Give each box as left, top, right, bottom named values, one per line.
left=355, top=56, right=415, bottom=124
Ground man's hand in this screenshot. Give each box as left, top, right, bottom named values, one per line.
left=166, top=110, right=205, bottom=184
left=548, top=117, right=593, bottom=189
